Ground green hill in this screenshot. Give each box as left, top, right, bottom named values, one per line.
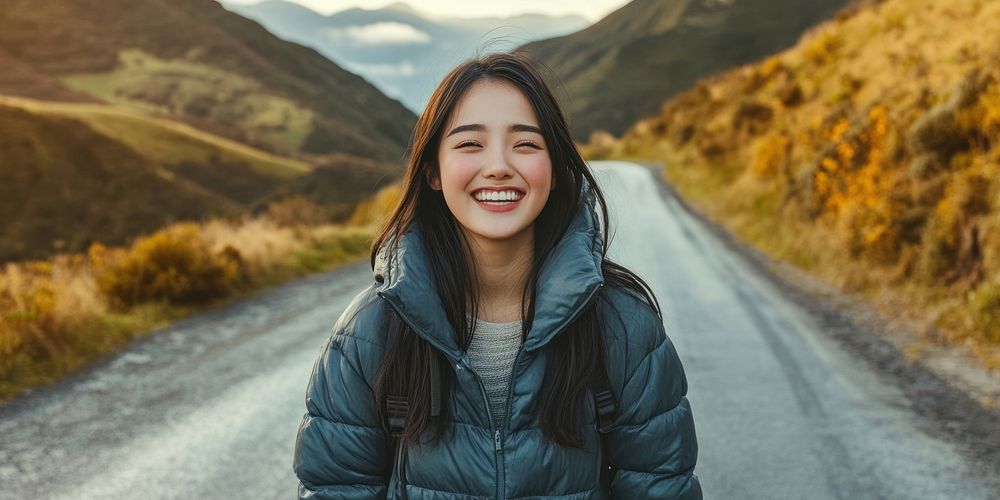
left=0, top=0, right=416, bottom=262
left=520, top=0, right=849, bottom=141
left=0, top=94, right=397, bottom=262
left=0, top=99, right=240, bottom=262
left=0, top=0, right=415, bottom=160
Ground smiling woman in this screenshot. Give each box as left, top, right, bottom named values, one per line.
left=292, top=51, right=702, bottom=499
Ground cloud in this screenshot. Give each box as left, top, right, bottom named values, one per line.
left=344, top=61, right=418, bottom=77
left=324, top=22, right=432, bottom=46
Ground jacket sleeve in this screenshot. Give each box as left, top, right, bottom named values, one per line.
left=292, top=331, right=391, bottom=499
left=606, top=317, right=702, bottom=499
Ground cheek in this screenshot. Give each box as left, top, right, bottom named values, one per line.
left=520, top=156, right=553, bottom=190
left=438, top=155, right=478, bottom=189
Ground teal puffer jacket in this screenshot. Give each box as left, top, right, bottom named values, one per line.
left=293, top=188, right=702, bottom=499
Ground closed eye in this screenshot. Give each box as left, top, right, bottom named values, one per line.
left=456, top=140, right=481, bottom=149
left=515, top=141, right=542, bottom=149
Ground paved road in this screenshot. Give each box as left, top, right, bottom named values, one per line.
left=0, top=161, right=994, bottom=499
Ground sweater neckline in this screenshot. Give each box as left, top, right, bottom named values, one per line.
left=465, top=313, right=521, bottom=327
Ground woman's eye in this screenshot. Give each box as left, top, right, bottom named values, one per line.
left=456, top=140, right=480, bottom=148
left=515, top=141, right=542, bottom=149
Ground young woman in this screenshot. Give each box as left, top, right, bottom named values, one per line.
left=293, top=51, right=702, bottom=499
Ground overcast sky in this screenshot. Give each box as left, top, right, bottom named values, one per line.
left=222, top=0, right=631, bottom=22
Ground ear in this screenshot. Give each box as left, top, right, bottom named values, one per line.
left=426, top=169, right=441, bottom=190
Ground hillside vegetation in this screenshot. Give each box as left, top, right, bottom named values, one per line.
left=0, top=0, right=415, bottom=159
left=0, top=95, right=396, bottom=262
left=588, top=0, right=1000, bottom=367
left=521, top=0, right=849, bottom=141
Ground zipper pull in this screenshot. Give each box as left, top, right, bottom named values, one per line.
left=494, top=430, right=502, bottom=453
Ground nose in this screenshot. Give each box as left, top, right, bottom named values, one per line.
left=481, top=146, right=514, bottom=179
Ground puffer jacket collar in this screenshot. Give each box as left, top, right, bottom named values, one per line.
left=374, top=181, right=605, bottom=362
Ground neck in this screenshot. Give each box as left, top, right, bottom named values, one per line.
left=465, top=226, right=534, bottom=322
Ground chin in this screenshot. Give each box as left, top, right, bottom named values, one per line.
left=464, top=224, right=533, bottom=243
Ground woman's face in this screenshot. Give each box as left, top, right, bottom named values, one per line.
left=430, top=79, right=553, bottom=245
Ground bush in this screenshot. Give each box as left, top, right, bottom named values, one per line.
left=907, top=69, right=990, bottom=165
left=969, top=280, right=1000, bottom=343
left=777, top=80, right=804, bottom=107
left=731, top=98, right=774, bottom=135
left=290, top=228, right=372, bottom=273
left=584, top=130, right=620, bottom=159
left=803, top=28, right=842, bottom=65
left=907, top=101, right=968, bottom=158
left=92, top=223, right=239, bottom=310
left=979, top=80, right=1000, bottom=140
left=348, top=184, right=402, bottom=228
left=917, top=173, right=992, bottom=284
left=265, top=195, right=329, bottom=228
left=750, top=134, right=791, bottom=179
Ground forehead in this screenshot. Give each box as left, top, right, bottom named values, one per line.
left=446, top=79, right=539, bottom=127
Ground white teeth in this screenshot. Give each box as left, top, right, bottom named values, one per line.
left=474, top=190, right=522, bottom=201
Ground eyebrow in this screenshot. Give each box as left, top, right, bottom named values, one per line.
left=445, top=123, right=544, bottom=137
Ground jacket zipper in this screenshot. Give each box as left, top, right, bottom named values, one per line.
left=459, top=354, right=503, bottom=499
left=494, top=428, right=504, bottom=500
left=493, top=281, right=605, bottom=499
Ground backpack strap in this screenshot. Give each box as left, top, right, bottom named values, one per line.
left=592, top=326, right=618, bottom=433
left=386, top=394, right=409, bottom=436
left=385, top=356, right=440, bottom=500
left=592, top=334, right=618, bottom=488
left=592, top=370, right=617, bottom=433
left=385, top=392, right=408, bottom=497
left=385, top=354, right=442, bottom=437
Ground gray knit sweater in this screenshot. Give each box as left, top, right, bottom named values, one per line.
left=465, top=315, right=523, bottom=430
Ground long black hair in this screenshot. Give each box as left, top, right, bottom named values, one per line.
left=370, top=51, right=661, bottom=448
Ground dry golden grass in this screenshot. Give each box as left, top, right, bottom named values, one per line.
left=591, top=0, right=1000, bottom=370
left=348, top=183, right=404, bottom=228
left=0, top=193, right=389, bottom=402
left=201, top=217, right=301, bottom=277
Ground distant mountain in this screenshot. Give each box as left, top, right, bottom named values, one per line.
left=520, top=0, right=850, bottom=141
left=222, top=0, right=590, bottom=112
left=0, top=0, right=416, bottom=160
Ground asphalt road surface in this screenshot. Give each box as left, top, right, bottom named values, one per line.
left=0, top=161, right=995, bottom=499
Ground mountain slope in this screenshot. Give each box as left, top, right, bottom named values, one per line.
left=595, top=0, right=1000, bottom=362
left=0, top=100, right=242, bottom=262
left=0, top=0, right=414, bottom=262
left=0, top=94, right=399, bottom=262
left=0, top=0, right=416, bottom=160
left=520, top=0, right=849, bottom=141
